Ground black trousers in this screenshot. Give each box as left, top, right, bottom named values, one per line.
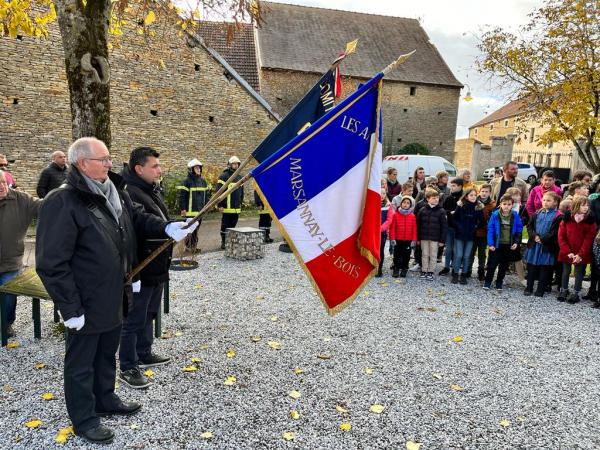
left=378, top=232, right=387, bottom=272
left=393, top=240, right=412, bottom=270
left=526, top=264, right=553, bottom=294
left=119, top=283, right=163, bottom=371
left=258, top=213, right=272, bottom=229
left=65, top=325, right=122, bottom=433
left=220, top=213, right=240, bottom=239
left=561, top=263, right=585, bottom=293
left=484, top=244, right=510, bottom=285
left=469, top=236, right=488, bottom=275
left=414, top=245, right=422, bottom=266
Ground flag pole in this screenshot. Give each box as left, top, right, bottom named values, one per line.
left=127, top=41, right=359, bottom=282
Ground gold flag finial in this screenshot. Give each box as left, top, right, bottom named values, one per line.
left=345, top=39, right=358, bottom=56
left=383, top=50, right=416, bottom=75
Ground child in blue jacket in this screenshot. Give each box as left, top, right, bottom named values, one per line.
left=483, top=194, right=523, bottom=290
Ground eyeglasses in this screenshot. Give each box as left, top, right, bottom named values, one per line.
left=85, top=156, right=112, bottom=166
left=0, top=164, right=7, bottom=168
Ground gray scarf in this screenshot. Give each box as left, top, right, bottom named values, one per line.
left=83, top=174, right=123, bottom=222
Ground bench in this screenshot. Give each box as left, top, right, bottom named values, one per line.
left=1, top=269, right=170, bottom=347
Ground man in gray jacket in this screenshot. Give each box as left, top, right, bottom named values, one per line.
left=0, top=170, right=40, bottom=337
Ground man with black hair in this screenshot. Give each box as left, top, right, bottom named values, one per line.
left=119, top=147, right=172, bottom=389
left=439, top=178, right=464, bottom=275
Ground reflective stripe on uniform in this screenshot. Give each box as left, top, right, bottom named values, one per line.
left=223, top=208, right=241, bottom=213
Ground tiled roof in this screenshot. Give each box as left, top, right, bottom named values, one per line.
left=470, top=99, right=527, bottom=128
left=197, top=21, right=260, bottom=92
left=256, top=2, right=463, bottom=88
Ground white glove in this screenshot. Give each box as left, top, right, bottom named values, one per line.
left=132, top=280, right=141, bottom=293
left=165, top=220, right=199, bottom=242
left=64, top=315, right=85, bottom=331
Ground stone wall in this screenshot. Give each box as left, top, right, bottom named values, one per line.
left=259, top=69, right=460, bottom=161
left=0, top=20, right=278, bottom=195
left=454, top=135, right=514, bottom=180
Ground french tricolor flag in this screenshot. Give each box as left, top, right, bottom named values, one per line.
left=252, top=74, right=383, bottom=314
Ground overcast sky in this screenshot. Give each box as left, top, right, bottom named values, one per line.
left=262, top=0, right=543, bottom=138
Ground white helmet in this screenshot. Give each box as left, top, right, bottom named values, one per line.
left=228, top=156, right=241, bottom=165
left=187, top=158, right=203, bottom=169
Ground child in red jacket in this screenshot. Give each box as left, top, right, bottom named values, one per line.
left=382, top=195, right=417, bottom=278
left=557, top=195, right=596, bottom=303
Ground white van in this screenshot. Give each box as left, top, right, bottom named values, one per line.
left=382, top=155, right=457, bottom=183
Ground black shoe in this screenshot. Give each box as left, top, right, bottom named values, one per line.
left=76, top=425, right=115, bottom=444
left=557, top=290, right=568, bottom=302
left=592, top=301, right=600, bottom=309
left=119, top=368, right=151, bottom=389
left=534, top=291, right=544, bottom=297
left=478, top=272, right=485, bottom=282
left=138, top=353, right=171, bottom=368
left=566, top=292, right=581, bottom=304
left=495, top=282, right=503, bottom=291
left=426, top=272, right=434, bottom=281
left=465, top=271, right=472, bottom=278
left=400, top=269, right=407, bottom=278
left=523, top=289, right=532, bottom=296
left=439, top=267, right=450, bottom=276
left=221, top=242, right=226, bottom=250
left=6, top=324, right=15, bottom=338
left=392, top=269, right=400, bottom=278
left=459, top=274, right=468, bottom=285
left=419, top=271, right=427, bottom=279
left=96, top=400, right=142, bottom=417
left=451, top=272, right=459, bottom=284
left=375, top=270, right=383, bottom=278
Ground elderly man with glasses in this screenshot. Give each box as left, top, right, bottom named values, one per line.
left=36, top=137, right=198, bottom=445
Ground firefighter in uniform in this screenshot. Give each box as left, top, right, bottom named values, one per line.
left=176, top=159, right=211, bottom=252
left=218, top=156, right=244, bottom=249
left=254, top=189, right=274, bottom=243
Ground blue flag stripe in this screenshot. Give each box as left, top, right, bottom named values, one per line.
left=253, top=78, right=381, bottom=219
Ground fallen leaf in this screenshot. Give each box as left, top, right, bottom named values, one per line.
left=25, top=419, right=43, bottom=429
left=370, top=404, right=385, bottom=414
left=224, top=376, right=236, bottom=386
left=3, top=384, right=14, bottom=392
left=190, top=357, right=202, bottom=363
left=517, top=416, right=526, bottom=422
left=34, top=363, right=46, bottom=370
left=6, top=342, right=20, bottom=349
left=317, top=354, right=331, bottom=360
left=450, top=384, right=464, bottom=392
left=200, top=344, right=209, bottom=350
left=144, top=10, right=156, bottom=26
left=268, top=341, right=282, bottom=350
left=200, top=431, right=213, bottom=439
left=336, top=405, right=349, bottom=414
left=270, top=315, right=279, bottom=322
left=282, top=431, right=295, bottom=441
left=288, top=390, right=301, bottom=399
left=406, top=441, right=422, bottom=450
left=454, top=311, right=464, bottom=318
left=426, top=307, right=438, bottom=312
left=53, top=428, right=73, bottom=444
left=41, top=393, right=54, bottom=401
left=250, top=336, right=262, bottom=342
left=290, top=410, right=300, bottom=420
left=364, top=367, right=374, bottom=375
left=451, top=336, right=463, bottom=343
left=182, top=365, right=198, bottom=372
left=226, top=349, right=236, bottom=359
left=130, top=424, right=140, bottom=430
left=339, top=422, right=352, bottom=431
left=256, top=294, right=264, bottom=300
left=194, top=284, right=202, bottom=289
left=432, top=373, right=443, bottom=380
left=143, top=369, right=155, bottom=378
left=323, top=336, right=331, bottom=342
left=500, top=419, right=511, bottom=428
left=293, top=368, right=304, bottom=375
left=174, top=331, right=183, bottom=337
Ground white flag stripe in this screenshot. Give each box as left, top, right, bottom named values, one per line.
left=367, top=134, right=383, bottom=194
left=280, top=153, right=370, bottom=263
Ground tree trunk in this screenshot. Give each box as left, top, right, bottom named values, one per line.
left=55, top=0, right=111, bottom=147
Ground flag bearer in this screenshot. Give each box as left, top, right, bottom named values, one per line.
left=177, top=159, right=211, bottom=253
left=218, top=156, right=244, bottom=249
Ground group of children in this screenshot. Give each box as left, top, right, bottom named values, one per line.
left=380, top=167, right=600, bottom=308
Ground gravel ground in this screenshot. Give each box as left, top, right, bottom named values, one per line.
left=1, top=245, right=600, bottom=449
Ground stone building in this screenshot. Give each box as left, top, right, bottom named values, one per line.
left=465, top=99, right=583, bottom=171
left=0, top=16, right=279, bottom=194
left=254, top=2, right=463, bottom=160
